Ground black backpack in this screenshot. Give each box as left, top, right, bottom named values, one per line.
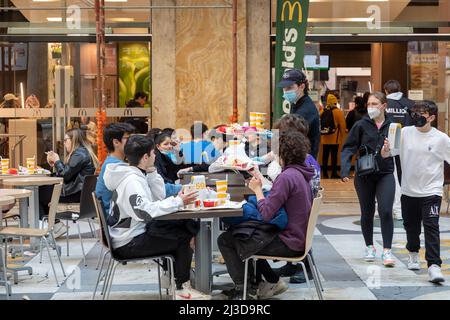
left=320, top=107, right=336, bottom=135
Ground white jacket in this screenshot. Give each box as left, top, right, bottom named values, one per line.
left=104, top=163, right=184, bottom=249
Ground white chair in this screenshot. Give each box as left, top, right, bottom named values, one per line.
left=243, top=193, right=324, bottom=300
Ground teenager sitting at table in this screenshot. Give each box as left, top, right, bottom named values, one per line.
left=104, top=134, right=208, bottom=300
left=177, top=122, right=218, bottom=175
left=40, top=128, right=99, bottom=237
left=218, top=131, right=314, bottom=300
left=148, top=129, right=190, bottom=184
left=96, top=124, right=183, bottom=216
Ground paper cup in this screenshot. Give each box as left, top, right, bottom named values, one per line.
left=216, top=180, right=228, bottom=193
left=190, top=176, right=206, bottom=190
left=1, top=158, right=10, bottom=174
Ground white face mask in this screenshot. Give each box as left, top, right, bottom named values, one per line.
left=267, top=160, right=282, bottom=182
left=367, top=107, right=381, bottom=120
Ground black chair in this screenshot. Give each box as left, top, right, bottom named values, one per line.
left=91, top=193, right=176, bottom=300
left=445, top=162, right=450, bottom=214
left=51, top=175, right=98, bottom=266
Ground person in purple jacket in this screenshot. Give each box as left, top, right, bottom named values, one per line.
left=218, top=131, right=314, bottom=300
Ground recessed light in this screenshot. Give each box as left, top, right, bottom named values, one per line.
left=105, top=0, right=128, bottom=2
left=47, top=17, right=63, bottom=22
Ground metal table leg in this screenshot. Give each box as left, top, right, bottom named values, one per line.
left=194, top=220, right=212, bottom=294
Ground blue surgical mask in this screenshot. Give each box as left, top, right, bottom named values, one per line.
left=283, top=90, right=298, bottom=104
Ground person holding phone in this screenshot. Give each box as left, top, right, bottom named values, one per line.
left=340, top=92, right=396, bottom=267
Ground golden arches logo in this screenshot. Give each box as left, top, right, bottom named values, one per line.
left=281, top=1, right=303, bottom=23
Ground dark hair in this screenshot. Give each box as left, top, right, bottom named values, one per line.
left=369, top=92, right=387, bottom=105
left=354, top=96, right=366, bottom=111
left=383, top=80, right=401, bottom=94
left=125, top=135, right=155, bottom=166
left=103, top=122, right=136, bottom=153
left=278, top=131, right=308, bottom=166
left=190, top=122, right=209, bottom=139
left=134, top=92, right=148, bottom=100
left=162, top=128, right=175, bottom=136
left=363, top=92, right=370, bottom=107
left=146, top=128, right=170, bottom=146
left=273, top=114, right=310, bottom=153
left=411, top=100, right=438, bottom=117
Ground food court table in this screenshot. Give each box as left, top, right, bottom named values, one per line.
left=2, top=177, right=63, bottom=250
left=157, top=208, right=243, bottom=294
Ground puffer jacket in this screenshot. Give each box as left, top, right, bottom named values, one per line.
left=54, top=147, right=96, bottom=196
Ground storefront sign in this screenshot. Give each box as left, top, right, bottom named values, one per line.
left=408, top=90, right=424, bottom=101
left=273, top=0, right=310, bottom=121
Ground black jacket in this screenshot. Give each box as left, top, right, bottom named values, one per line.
left=386, top=97, right=414, bottom=127
left=230, top=220, right=281, bottom=260
left=291, top=95, right=320, bottom=159
left=154, top=150, right=192, bottom=184
left=54, top=147, right=96, bottom=196
left=346, top=108, right=367, bottom=131
left=341, top=115, right=394, bottom=178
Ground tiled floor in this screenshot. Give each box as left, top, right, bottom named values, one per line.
left=1, top=198, right=450, bottom=300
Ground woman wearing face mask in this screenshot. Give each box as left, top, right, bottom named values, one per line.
left=148, top=130, right=187, bottom=184
left=340, top=92, right=396, bottom=267
left=381, top=101, right=450, bottom=283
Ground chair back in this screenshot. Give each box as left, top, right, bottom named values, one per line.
left=78, top=175, right=98, bottom=219
left=47, top=183, right=63, bottom=231
left=303, top=193, right=323, bottom=255
left=91, top=192, right=113, bottom=252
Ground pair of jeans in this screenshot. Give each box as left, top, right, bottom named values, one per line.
left=401, top=195, right=442, bottom=267
left=114, top=228, right=193, bottom=289
left=354, top=174, right=395, bottom=249
left=218, top=231, right=302, bottom=288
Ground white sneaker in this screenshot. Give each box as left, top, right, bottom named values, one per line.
left=407, top=252, right=420, bottom=270
left=381, top=249, right=395, bottom=267
left=175, top=281, right=211, bottom=300
left=364, top=245, right=376, bottom=262
left=52, top=222, right=68, bottom=239
left=257, top=279, right=288, bottom=300
left=428, top=264, right=445, bottom=284
left=393, top=212, right=403, bottom=221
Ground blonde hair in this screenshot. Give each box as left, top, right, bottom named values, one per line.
left=65, top=128, right=99, bottom=168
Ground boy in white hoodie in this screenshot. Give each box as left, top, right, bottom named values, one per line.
left=104, top=135, right=206, bottom=299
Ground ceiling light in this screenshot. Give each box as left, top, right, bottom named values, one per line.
left=47, top=17, right=63, bottom=22
left=309, top=18, right=373, bottom=22
left=110, top=18, right=135, bottom=22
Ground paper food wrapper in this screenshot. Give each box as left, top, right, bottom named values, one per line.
left=387, top=123, right=402, bottom=156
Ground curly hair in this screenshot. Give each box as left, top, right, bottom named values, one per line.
left=278, top=131, right=308, bottom=167
left=272, top=114, right=311, bottom=152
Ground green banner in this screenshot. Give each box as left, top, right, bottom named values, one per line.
left=273, top=0, right=310, bottom=121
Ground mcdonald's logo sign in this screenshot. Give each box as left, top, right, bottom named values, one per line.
left=281, top=1, right=303, bottom=23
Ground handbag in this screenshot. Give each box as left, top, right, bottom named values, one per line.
left=356, top=145, right=379, bottom=177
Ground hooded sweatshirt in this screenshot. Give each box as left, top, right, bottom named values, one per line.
left=257, top=164, right=315, bottom=252
left=104, top=163, right=184, bottom=249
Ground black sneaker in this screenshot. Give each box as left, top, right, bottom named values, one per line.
left=289, top=269, right=314, bottom=284
left=273, top=263, right=300, bottom=277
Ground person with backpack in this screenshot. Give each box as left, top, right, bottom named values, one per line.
left=320, top=93, right=346, bottom=179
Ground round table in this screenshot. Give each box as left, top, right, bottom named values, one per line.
left=2, top=177, right=63, bottom=249
left=0, top=196, right=15, bottom=207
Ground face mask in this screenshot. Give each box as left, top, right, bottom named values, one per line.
left=411, top=113, right=428, bottom=128
left=283, top=90, right=298, bottom=104
left=367, top=107, right=381, bottom=120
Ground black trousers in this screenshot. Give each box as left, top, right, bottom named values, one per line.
left=354, top=174, right=395, bottom=249
left=38, top=185, right=81, bottom=220
left=322, top=144, right=339, bottom=177
left=401, top=195, right=442, bottom=267
left=218, top=231, right=302, bottom=288
left=114, top=227, right=193, bottom=289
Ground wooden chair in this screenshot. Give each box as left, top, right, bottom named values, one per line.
left=91, top=193, right=176, bottom=300
left=0, top=183, right=67, bottom=289
left=0, top=196, right=15, bottom=299
left=242, top=193, right=324, bottom=300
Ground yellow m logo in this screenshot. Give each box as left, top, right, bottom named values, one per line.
left=281, top=1, right=303, bottom=23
